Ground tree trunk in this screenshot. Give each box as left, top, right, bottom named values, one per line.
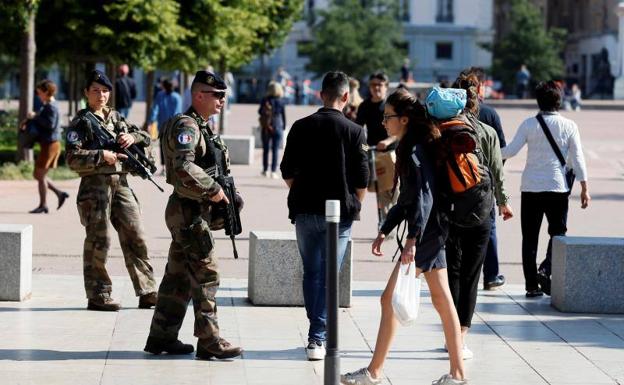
left=16, top=10, right=36, bottom=162
left=144, top=70, right=155, bottom=129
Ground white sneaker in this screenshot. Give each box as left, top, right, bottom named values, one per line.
left=432, top=374, right=468, bottom=385
left=271, top=172, right=280, bottom=179
left=341, top=367, right=381, bottom=385
left=443, top=344, right=473, bottom=360
left=305, top=340, right=325, bottom=361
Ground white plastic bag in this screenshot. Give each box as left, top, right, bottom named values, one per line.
left=391, top=261, right=421, bottom=326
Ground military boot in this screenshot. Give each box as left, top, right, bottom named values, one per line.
left=138, top=292, right=158, bottom=309
left=144, top=336, right=194, bottom=355
left=196, top=338, right=243, bottom=360
left=87, top=297, right=121, bottom=312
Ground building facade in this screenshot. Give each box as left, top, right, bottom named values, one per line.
left=237, top=0, right=495, bottom=100
left=495, top=0, right=622, bottom=98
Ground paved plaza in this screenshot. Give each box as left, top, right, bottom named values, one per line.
left=1, top=103, right=623, bottom=384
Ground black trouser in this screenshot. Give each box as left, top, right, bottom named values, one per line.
left=446, top=218, right=492, bottom=328
left=521, top=191, right=569, bottom=291
left=482, top=206, right=500, bottom=282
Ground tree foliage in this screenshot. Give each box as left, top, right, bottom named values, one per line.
left=0, top=0, right=38, bottom=81
left=302, top=0, right=405, bottom=79
left=491, top=0, right=566, bottom=92
left=36, top=0, right=189, bottom=71
left=174, top=0, right=303, bottom=72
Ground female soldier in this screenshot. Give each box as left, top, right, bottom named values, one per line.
left=65, top=70, right=157, bottom=311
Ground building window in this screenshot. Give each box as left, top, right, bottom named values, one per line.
left=436, top=0, right=454, bottom=23
left=436, top=42, right=453, bottom=60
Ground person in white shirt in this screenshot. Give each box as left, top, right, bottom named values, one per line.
left=501, top=81, right=590, bottom=298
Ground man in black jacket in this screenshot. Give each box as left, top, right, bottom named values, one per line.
left=281, top=71, right=369, bottom=361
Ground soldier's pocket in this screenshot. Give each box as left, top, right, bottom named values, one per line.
left=77, top=198, right=99, bottom=226
left=181, top=219, right=214, bottom=261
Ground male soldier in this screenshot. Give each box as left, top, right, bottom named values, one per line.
left=144, top=71, right=242, bottom=360
left=66, top=70, right=158, bottom=311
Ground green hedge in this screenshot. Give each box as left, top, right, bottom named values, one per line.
left=0, top=161, right=78, bottom=180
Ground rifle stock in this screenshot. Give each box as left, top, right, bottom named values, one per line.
left=215, top=174, right=242, bottom=259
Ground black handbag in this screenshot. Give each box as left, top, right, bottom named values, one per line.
left=535, top=114, right=576, bottom=193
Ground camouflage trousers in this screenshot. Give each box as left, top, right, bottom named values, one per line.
left=76, top=174, right=157, bottom=299
left=149, top=194, right=220, bottom=342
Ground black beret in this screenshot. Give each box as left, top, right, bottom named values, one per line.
left=192, top=70, right=227, bottom=90
left=86, top=70, right=113, bottom=91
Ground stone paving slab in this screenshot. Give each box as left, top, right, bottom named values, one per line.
left=1, top=274, right=623, bottom=385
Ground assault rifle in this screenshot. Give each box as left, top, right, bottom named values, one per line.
left=213, top=172, right=242, bottom=259
left=86, top=111, right=164, bottom=192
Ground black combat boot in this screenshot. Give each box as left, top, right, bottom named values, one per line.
left=144, top=336, right=194, bottom=355
left=87, top=297, right=121, bottom=311
left=138, top=292, right=158, bottom=309
left=196, top=338, right=243, bottom=360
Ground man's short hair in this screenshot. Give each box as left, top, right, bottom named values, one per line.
left=321, top=71, right=350, bottom=101
left=369, top=72, right=389, bottom=84
left=535, top=81, right=562, bottom=111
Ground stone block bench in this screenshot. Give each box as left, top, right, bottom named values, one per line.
left=248, top=231, right=352, bottom=307
left=220, top=135, right=254, bottom=165
left=552, top=236, right=624, bottom=313
left=0, top=224, right=33, bottom=301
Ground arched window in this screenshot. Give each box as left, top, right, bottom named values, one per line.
left=436, top=0, right=454, bottom=23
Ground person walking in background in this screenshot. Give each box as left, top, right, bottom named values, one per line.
left=356, top=72, right=398, bottom=227
left=115, top=64, right=137, bottom=118
left=280, top=71, right=369, bottom=361
left=258, top=81, right=287, bottom=178
left=341, top=88, right=467, bottom=385
left=516, top=64, right=531, bottom=99
left=462, top=67, right=507, bottom=291
left=501, top=81, right=590, bottom=298
left=65, top=70, right=158, bottom=311
left=148, top=78, right=182, bottom=173
left=344, top=77, right=363, bottom=121
left=21, top=79, right=69, bottom=213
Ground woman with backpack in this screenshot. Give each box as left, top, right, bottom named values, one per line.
left=258, top=81, right=287, bottom=178
left=341, top=88, right=467, bottom=385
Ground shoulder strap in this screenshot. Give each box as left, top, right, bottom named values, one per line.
left=536, top=114, right=566, bottom=167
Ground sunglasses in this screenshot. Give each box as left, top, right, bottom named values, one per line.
left=200, top=90, right=226, bottom=99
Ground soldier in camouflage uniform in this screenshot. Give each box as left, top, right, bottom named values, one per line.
left=66, top=70, right=158, bottom=312
left=144, top=71, right=242, bottom=360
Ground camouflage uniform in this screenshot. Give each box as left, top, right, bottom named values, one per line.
left=148, top=107, right=230, bottom=343
left=66, top=107, right=157, bottom=300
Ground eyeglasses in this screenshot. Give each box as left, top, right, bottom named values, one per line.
left=200, top=90, right=226, bottom=99
left=382, top=114, right=400, bottom=122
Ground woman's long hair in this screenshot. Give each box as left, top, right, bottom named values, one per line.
left=452, top=72, right=480, bottom=116
left=386, top=88, right=440, bottom=180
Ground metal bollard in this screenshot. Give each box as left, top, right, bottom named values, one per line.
left=325, top=200, right=340, bottom=385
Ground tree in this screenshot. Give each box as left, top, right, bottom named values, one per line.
left=0, top=1, right=39, bottom=161
left=174, top=0, right=303, bottom=132
left=302, top=0, right=406, bottom=80
left=491, top=0, right=566, bottom=94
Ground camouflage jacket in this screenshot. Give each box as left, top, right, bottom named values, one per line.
left=161, top=107, right=230, bottom=201
left=65, top=107, right=151, bottom=176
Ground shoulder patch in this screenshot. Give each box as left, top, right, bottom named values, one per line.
left=67, top=131, right=80, bottom=143
left=177, top=132, right=194, bottom=145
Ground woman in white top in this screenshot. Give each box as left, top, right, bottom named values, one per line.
left=501, top=81, right=590, bottom=298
